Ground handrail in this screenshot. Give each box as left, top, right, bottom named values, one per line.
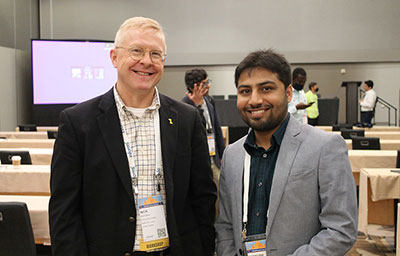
left=360, top=90, right=398, bottom=126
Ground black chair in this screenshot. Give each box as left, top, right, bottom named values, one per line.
left=228, top=95, right=237, bottom=99
left=47, top=130, right=58, bottom=139
left=332, top=124, right=353, bottom=131
left=211, top=95, right=225, bottom=100
left=0, top=150, right=32, bottom=164
left=18, top=124, right=37, bottom=132
left=396, top=149, right=400, bottom=168
left=341, top=129, right=365, bottom=139
left=351, top=136, right=380, bottom=150
left=0, top=202, right=37, bottom=256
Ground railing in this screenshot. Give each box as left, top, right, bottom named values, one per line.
left=360, top=90, right=398, bottom=126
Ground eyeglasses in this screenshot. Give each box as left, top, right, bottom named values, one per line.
left=201, top=79, right=212, bottom=87
left=116, top=46, right=167, bottom=63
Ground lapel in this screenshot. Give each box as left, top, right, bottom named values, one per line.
left=97, top=89, right=133, bottom=201
left=158, top=94, right=178, bottom=205
left=266, top=116, right=302, bottom=236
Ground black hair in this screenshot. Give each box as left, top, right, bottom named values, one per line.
left=184, top=68, right=208, bottom=92
left=292, top=67, right=307, bottom=80
left=308, top=82, right=317, bottom=90
left=234, top=49, right=291, bottom=88
left=364, top=80, right=374, bottom=88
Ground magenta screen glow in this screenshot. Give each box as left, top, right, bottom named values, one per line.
left=32, top=40, right=117, bottom=104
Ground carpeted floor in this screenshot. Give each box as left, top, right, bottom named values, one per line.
left=346, top=225, right=396, bottom=256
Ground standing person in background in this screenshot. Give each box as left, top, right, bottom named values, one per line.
left=182, top=68, right=226, bottom=203
left=288, top=67, right=314, bottom=124
left=49, top=17, right=216, bottom=256
left=305, top=82, right=319, bottom=126
left=359, top=80, right=377, bottom=127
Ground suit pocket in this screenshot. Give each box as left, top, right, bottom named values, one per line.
left=287, top=168, right=315, bottom=182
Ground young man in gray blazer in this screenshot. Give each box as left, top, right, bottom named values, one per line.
left=215, top=49, right=357, bottom=256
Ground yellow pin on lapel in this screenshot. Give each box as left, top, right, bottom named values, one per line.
left=168, top=118, right=173, bottom=125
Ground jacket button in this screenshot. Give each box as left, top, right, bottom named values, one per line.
left=124, top=253, right=131, bottom=256
left=128, top=216, right=135, bottom=222
left=239, top=248, right=243, bottom=255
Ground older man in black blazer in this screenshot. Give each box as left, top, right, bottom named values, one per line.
left=49, top=17, right=216, bottom=256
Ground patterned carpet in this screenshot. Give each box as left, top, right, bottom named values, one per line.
left=346, top=225, right=396, bottom=256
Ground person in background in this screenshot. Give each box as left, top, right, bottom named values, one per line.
left=305, top=82, right=319, bottom=126
left=288, top=67, right=314, bottom=124
left=215, top=49, right=357, bottom=256
left=182, top=68, right=226, bottom=200
left=358, top=80, right=377, bottom=127
left=49, top=17, right=216, bottom=256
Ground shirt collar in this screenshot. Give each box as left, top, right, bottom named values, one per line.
left=113, top=85, right=161, bottom=117
left=244, top=115, right=290, bottom=153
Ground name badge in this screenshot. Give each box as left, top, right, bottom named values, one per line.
left=242, top=234, right=267, bottom=256
left=207, top=134, right=216, bottom=156
left=138, top=195, right=169, bottom=251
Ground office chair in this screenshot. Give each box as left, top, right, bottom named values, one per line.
left=0, top=202, right=37, bottom=256
left=18, top=124, right=37, bottom=132
left=396, top=149, right=400, bottom=168
left=47, top=130, right=58, bottom=139
left=332, top=124, right=353, bottom=131
left=340, top=129, right=365, bottom=139
left=0, top=150, right=32, bottom=164
left=351, top=136, right=380, bottom=150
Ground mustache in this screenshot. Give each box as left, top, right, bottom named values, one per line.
left=244, top=104, right=273, bottom=111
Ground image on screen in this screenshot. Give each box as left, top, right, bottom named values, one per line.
left=32, top=40, right=117, bottom=104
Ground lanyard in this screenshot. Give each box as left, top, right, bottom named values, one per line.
left=200, top=102, right=213, bottom=132
left=121, top=109, right=163, bottom=195
left=242, top=151, right=251, bottom=237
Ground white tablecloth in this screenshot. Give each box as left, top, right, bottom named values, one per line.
left=0, top=165, right=50, bottom=195
left=0, top=195, right=50, bottom=245
left=348, top=150, right=398, bottom=173
left=358, top=168, right=400, bottom=236
left=0, top=139, right=54, bottom=149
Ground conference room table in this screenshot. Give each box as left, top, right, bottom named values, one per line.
left=0, top=131, right=48, bottom=139
left=358, top=168, right=400, bottom=235
left=398, top=203, right=400, bottom=255
left=15, top=126, right=58, bottom=132
left=316, top=125, right=400, bottom=132
left=345, top=139, right=400, bottom=150
left=0, top=148, right=53, bottom=165
left=0, top=138, right=55, bottom=149
left=0, top=165, right=50, bottom=195
left=0, top=195, right=50, bottom=244
left=333, top=131, right=400, bottom=140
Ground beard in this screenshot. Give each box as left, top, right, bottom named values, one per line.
left=240, top=105, right=288, bottom=132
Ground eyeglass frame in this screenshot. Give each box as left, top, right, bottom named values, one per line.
left=200, top=79, right=212, bottom=87
left=115, top=46, right=167, bottom=63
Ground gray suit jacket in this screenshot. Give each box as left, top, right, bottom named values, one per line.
left=215, top=115, right=357, bottom=256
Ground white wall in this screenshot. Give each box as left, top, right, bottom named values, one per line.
left=0, top=46, right=18, bottom=131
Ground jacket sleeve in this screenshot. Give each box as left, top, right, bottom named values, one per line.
left=49, top=110, right=89, bottom=256
left=215, top=145, right=238, bottom=256
left=290, top=134, right=358, bottom=255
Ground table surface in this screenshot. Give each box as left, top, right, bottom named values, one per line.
left=0, top=165, right=50, bottom=195
left=0, top=138, right=55, bottom=149
left=0, top=195, right=50, bottom=245
left=0, top=131, right=48, bottom=139
left=15, top=126, right=58, bottom=132
left=316, top=126, right=400, bottom=132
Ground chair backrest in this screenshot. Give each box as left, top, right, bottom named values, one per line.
left=332, top=124, right=353, bottom=131
left=0, top=150, right=32, bottom=164
left=341, top=129, right=365, bottom=139
left=18, top=124, right=37, bottom=132
left=396, top=149, right=400, bottom=168
left=0, top=202, right=37, bottom=256
left=47, top=130, right=58, bottom=139
left=351, top=136, right=381, bottom=150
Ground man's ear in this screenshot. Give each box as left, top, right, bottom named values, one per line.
left=286, top=84, right=293, bottom=102
left=110, top=49, right=118, bottom=68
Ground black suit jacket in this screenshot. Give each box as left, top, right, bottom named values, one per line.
left=49, top=89, right=217, bottom=256
left=182, top=96, right=225, bottom=168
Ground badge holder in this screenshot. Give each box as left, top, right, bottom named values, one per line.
left=242, top=233, right=267, bottom=256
